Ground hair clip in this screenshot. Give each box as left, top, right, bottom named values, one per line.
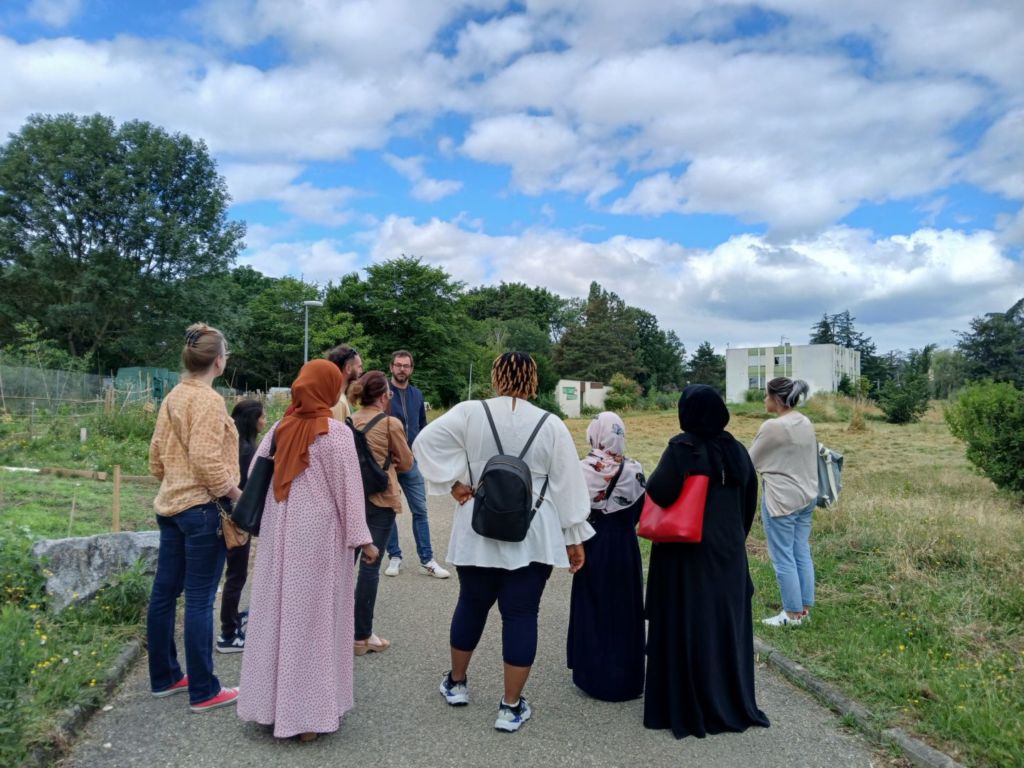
left=184, top=329, right=204, bottom=347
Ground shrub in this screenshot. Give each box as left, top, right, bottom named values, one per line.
left=638, top=391, right=677, bottom=411
left=945, top=381, right=1024, bottom=496
left=579, top=404, right=601, bottom=417
left=877, top=375, right=930, bottom=424
left=604, top=373, right=642, bottom=411
left=744, top=388, right=764, bottom=403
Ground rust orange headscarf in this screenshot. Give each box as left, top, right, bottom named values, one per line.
left=273, top=359, right=345, bottom=502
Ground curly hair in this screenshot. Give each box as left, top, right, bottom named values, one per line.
left=491, top=352, right=538, bottom=399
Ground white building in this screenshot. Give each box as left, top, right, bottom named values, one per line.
left=555, top=379, right=608, bottom=418
left=725, top=343, right=860, bottom=404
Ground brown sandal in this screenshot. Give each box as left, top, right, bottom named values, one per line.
left=353, top=634, right=391, bottom=656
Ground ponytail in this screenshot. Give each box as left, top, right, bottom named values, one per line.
left=767, top=377, right=809, bottom=408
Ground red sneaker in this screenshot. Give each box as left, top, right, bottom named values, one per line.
left=152, top=675, right=189, bottom=698
left=190, top=686, right=240, bottom=713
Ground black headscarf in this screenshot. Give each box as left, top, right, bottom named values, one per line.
left=678, top=384, right=730, bottom=437
left=671, top=385, right=748, bottom=487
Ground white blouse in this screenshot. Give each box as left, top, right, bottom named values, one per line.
left=413, top=397, right=595, bottom=570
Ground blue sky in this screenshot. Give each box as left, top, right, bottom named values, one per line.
left=2, top=0, right=1023, bottom=353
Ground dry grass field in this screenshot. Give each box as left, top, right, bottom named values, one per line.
left=565, top=398, right=1024, bottom=768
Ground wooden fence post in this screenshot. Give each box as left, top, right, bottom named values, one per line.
left=112, top=465, right=121, bottom=532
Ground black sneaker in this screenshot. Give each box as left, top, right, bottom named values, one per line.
left=494, top=696, right=532, bottom=732
left=216, top=631, right=245, bottom=654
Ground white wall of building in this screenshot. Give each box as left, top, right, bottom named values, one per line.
left=556, top=379, right=608, bottom=418
left=725, top=344, right=860, bottom=403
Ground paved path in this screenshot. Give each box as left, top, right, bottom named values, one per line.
left=65, top=497, right=892, bottom=768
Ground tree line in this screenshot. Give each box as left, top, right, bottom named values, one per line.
left=2, top=113, right=1019, bottom=418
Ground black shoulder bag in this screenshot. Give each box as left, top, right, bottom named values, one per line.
left=231, top=429, right=277, bottom=536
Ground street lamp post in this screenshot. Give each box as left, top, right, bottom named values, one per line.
left=302, top=300, right=324, bottom=364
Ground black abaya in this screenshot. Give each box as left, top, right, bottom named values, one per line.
left=567, top=497, right=645, bottom=701
left=642, top=430, right=770, bottom=738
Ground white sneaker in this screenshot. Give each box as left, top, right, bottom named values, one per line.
left=384, top=557, right=401, bottom=577
left=420, top=560, right=450, bottom=579
left=762, top=609, right=804, bottom=627
left=494, top=697, right=532, bottom=732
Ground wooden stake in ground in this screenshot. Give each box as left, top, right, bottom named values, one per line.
left=112, top=465, right=121, bottom=532
left=68, top=492, right=77, bottom=537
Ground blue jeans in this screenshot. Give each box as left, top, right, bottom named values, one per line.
left=385, top=461, right=433, bottom=564
left=147, top=503, right=226, bottom=704
left=762, top=498, right=816, bottom=614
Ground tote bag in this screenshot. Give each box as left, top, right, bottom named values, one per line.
left=637, top=474, right=709, bottom=543
left=231, top=430, right=276, bottom=536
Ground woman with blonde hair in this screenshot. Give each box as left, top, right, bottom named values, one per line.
left=148, top=323, right=242, bottom=711
left=238, top=359, right=377, bottom=740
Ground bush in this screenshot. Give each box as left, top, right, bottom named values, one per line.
left=638, top=391, right=677, bottom=411
left=744, top=388, right=764, bottom=403
left=877, top=375, right=930, bottom=424
left=604, top=373, right=642, bottom=411
left=579, top=404, right=601, bottom=417
left=945, top=381, right=1024, bottom=495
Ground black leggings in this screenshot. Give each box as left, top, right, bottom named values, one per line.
left=450, top=562, right=552, bottom=667
left=220, top=539, right=250, bottom=638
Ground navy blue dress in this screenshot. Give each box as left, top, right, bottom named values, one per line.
left=567, top=496, right=646, bottom=701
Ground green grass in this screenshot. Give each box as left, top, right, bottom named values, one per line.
left=0, top=471, right=157, bottom=764
left=566, top=400, right=1023, bottom=768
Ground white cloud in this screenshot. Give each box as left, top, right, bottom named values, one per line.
left=220, top=162, right=356, bottom=226
left=221, top=162, right=304, bottom=204
left=361, top=216, right=1022, bottom=351
left=26, top=0, right=83, bottom=27
left=240, top=239, right=361, bottom=283
left=964, top=109, right=1024, bottom=200
left=383, top=154, right=462, bottom=202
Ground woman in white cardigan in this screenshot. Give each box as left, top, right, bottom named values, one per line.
left=748, top=377, right=818, bottom=627
left=413, top=352, right=594, bottom=733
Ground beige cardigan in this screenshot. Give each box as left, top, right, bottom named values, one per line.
left=749, top=411, right=817, bottom=517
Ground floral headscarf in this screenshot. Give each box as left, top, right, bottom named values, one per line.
left=581, top=411, right=645, bottom=514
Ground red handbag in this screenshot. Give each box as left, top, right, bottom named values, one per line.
left=637, top=474, right=709, bottom=543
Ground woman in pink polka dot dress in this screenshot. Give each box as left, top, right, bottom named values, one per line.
left=238, top=359, right=377, bottom=740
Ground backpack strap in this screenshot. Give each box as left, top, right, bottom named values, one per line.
left=480, top=401, right=504, bottom=454
left=353, top=412, right=392, bottom=472
left=518, top=411, right=551, bottom=460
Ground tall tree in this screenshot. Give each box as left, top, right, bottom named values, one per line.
left=626, top=307, right=686, bottom=392
left=325, top=256, right=471, bottom=404
left=687, top=341, right=726, bottom=394
left=809, top=314, right=835, bottom=344
left=957, top=298, right=1024, bottom=388
left=461, top=283, right=570, bottom=341
left=228, top=276, right=369, bottom=391
left=0, top=113, right=245, bottom=372
left=553, top=282, right=638, bottom=382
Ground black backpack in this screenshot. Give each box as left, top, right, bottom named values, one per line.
left=470, top=401, right=551, bottom=543
left=346, top=413, right=392, bottom=495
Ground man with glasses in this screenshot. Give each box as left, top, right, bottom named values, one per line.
left=327, top=344, right=364, bottom=421
left=384, top=350, right=450, bottom=579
